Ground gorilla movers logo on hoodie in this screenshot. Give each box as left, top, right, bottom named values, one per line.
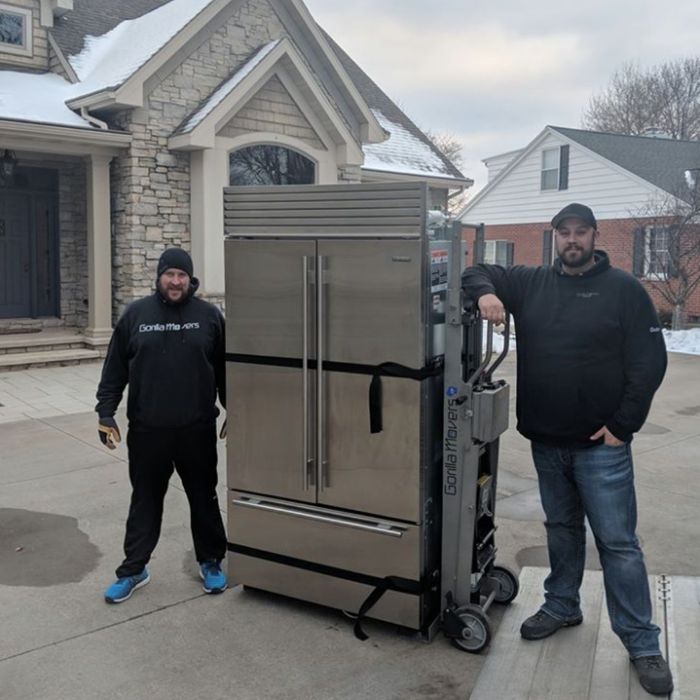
left=139, top=322, right=200, bottom=333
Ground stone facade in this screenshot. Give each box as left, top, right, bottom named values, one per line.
left=57, top=159, right=87, bottom=327
left=0, top=0, right=49, bottom=71
left=107, top=0, right=288, bottom=317
left=219, top=75, right=325, bottom=150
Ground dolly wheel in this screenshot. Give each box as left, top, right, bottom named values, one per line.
left=451, top=605, right=492, bottom=653
left=488, top=565, right=520, bottom=605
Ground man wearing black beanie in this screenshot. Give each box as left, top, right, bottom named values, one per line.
left=96, top=248, right=228, bottom=603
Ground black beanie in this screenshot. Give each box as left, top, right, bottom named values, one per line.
left=157, top=248, right=193, bottom=278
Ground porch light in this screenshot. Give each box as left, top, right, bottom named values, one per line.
left=0, top=149, right=18, bottom=181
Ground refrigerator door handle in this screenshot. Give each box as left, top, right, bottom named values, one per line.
left=303, top=255, right=313, bottom=489
left=231, top=498, right=405, bottom=538
left=317, top=254, right=328, bottom=489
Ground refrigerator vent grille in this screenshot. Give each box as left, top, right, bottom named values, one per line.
left=224, top=182, right=427, bottom=237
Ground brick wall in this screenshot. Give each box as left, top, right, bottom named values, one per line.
left=462, top=218, right=700, bottom=321
left=0, top=0, right=49, bottom=71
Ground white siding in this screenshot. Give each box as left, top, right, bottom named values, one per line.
left=484, top=149, right=522, bottom=182
left=464, top=132, right=663, bottom=225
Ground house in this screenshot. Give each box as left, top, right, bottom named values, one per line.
left=459, top=125, right=700, bottom=322
left=0, top=0, right=469, bottom=364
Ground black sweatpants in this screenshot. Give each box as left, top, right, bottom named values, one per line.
left=116, top=423, right=227, bottom=578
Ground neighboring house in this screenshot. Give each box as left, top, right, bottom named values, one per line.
left=0, top=0, right=469, bottom=357
left=459, top=125, right=700, bottom=321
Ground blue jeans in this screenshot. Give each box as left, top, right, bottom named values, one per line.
left=531, top=441, right=660, bottom=658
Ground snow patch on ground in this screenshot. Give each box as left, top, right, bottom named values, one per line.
left=663, top=328, right=700, bottom=355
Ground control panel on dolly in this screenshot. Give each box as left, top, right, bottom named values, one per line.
left=440, top=221, right=520, bottom=653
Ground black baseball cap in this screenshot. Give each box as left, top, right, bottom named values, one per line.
left=551, top=203, right=597, bottom=230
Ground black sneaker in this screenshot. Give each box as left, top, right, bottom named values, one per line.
left=632, top=655, right=673, bottom=695
left=520, top=609, right=583, bottom=640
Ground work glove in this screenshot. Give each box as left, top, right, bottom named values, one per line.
left=219, top=418, right=227, bottom=440
left=98, top=416, right=121, bottom=450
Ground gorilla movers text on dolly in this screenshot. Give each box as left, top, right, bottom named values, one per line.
left=223, top=182, right=518, bottom=652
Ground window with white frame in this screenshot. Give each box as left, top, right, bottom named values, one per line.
left=540, top=148, right=559, bottom=190
left=646, top=226, right=670, bottom=277
left=483, top=240, right=514, bottom=267
left=0, top=3, right=32, bottom=56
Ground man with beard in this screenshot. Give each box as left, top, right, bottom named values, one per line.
left=462, top=203, right=672, bottom=695
left=96, top=248, right=228, bottom=604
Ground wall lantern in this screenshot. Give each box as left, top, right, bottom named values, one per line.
left=0, top=149, right=18, bottom=182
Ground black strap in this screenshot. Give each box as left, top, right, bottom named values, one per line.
left=353, top=575, right=424, bottom=641
left=226, top=354, right=443, bottom=434
left=227, top=543, right=426, bottom=641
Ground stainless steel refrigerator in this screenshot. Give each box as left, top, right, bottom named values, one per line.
left=224, top=183, right=454, bottom=634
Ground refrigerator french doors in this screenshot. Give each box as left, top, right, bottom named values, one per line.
left=225, top=237, right=426, bottom=523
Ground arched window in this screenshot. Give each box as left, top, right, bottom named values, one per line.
left=229, top=145, right=315, bottom=186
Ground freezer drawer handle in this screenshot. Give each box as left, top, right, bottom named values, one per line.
left=232, top=498, right=405, bottom=538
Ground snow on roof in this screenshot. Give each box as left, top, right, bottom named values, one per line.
left=178, top=39, right=281, bottom=134
left=362, top=109, right=456, bottom=179
left=69, top=0, right=213, bottom=96
left=0, top=71, right=94, bottom=129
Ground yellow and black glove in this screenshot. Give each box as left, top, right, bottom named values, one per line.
left=98, top=416, right=121, bottom=450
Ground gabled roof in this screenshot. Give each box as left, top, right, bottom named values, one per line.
left=323, top=31, right=467, bottom=184
left=460, top=125, right=700, bottom=219
left=550, top=126, right=700, bottom=200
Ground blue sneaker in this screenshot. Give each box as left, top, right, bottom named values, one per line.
left=199, top=560, right=227, bottom=594
left=104, top=568, right=150, bottom=604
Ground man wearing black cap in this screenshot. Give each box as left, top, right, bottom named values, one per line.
left=96, top=248, right=228, bottom=604
left=462, top=204, right=672, bottom=695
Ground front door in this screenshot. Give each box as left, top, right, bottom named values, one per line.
left=0, top=169, right=59, bottom=319
left=0, top=192, right=32, bottom=318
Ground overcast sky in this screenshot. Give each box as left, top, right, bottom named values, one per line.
left=304, top=0, right=700, bottom=193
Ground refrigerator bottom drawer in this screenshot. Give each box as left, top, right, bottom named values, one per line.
left=228, top=491, right=422, bottom=581
left=230, top=552, right=423, bottom=630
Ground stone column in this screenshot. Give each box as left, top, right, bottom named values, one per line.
left=84, top=154, right=114, bottom=345
left=190, top=148, right=227, bottom=297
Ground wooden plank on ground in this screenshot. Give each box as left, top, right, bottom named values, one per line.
left=588, top=581, right=632, bottom=699
left=668, top=576, right=700, bottom=700
left=527, top=569, right=604, bottom=699
left=470, top=567, right=547, bottom=699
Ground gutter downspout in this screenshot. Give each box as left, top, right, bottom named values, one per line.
left=81, top=107, right=108, bottom=130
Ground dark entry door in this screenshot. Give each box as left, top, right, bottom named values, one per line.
left=0, top=170, right=59, bottom=320
left=0, top=192, right=32, bottom=318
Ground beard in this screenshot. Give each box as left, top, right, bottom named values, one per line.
left=558, top=243, right=595, bottom=269
left=158, top=280, right=189, bottom=303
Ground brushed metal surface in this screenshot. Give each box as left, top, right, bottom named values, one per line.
left=317, top=239, right=423, bottom=368
left=319, top=373, right=423, bottom=522
left=227, top=364, right=314, bottom=502
left=224, top=238, right=316, bottom=357
left=229, top=553, right=422, bottom=630
left=228, top=491, right=420, bottom=580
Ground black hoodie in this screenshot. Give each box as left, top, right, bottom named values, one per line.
left=95, top=278, right=226, bottom=430
left=462, top=251, right=667, bottom=446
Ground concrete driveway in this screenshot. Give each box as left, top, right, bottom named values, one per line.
left=0, top=353, right=698, bottom=699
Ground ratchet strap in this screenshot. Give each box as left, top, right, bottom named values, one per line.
left=225, top=354, right=443, bottom=435
left=227, top=543, right=430, bottom=641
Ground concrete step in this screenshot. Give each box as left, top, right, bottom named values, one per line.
left=470, top=567, right=697, bottom=699
left=0, top=348, right=101, bottom=370
left=0, top=331, right=85, bottom=355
